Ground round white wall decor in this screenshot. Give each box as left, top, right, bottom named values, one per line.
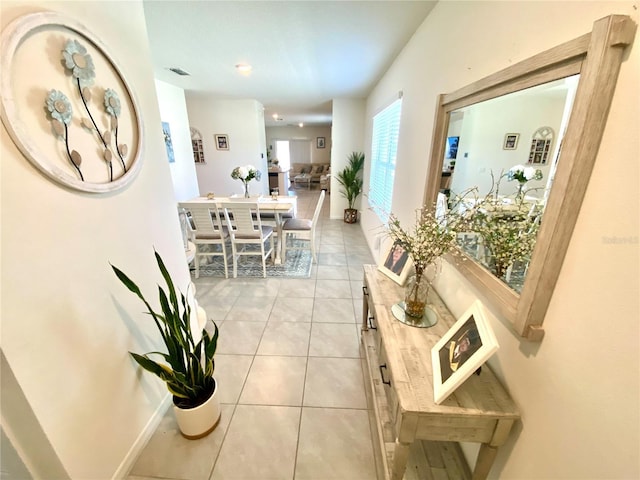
left=1, top=12, right=144, bottom=193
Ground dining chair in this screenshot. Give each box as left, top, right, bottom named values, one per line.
left=178, top=202, right=229, bottom=278
left=280, top=190, right=325, bottom=264
left=222, top=202, right=275, bottom=278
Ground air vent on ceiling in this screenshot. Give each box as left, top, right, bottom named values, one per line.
left=168, top=67, right=191, bottom=76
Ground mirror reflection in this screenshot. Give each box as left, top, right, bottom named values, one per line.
left=441, top=75, right=580, bottom=292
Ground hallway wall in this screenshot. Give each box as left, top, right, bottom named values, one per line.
left=360, top=1, right=639, bottom=477
left=1, top=1, right=188, bottom=477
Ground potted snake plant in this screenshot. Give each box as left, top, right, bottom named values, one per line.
left=336, top=151, right=365, bottom=223
left=111, top=250, right=220, bottom=439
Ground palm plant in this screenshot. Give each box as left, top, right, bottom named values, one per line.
left=111, top=250, right=218, bottom=409
left=337, top=151, right=365, bottom=210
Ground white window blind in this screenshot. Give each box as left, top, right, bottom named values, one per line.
left=289, top=139, right=312, bottom=164
left=368, top=98, right=402, bottom=222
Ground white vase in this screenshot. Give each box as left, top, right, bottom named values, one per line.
left=172, top=381, right=221, bottom=439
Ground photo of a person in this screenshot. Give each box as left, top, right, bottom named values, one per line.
left=438, top=316, right=482, bottom=383
left=384, top=242, right=409, bottom=275
left=215, top=134, right=229, bottom=150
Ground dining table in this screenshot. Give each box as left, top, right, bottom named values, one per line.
left=187, top=194, right=298, bottom=265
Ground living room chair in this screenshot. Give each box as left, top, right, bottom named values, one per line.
left=178, top=202, right=229, bottom=279
left=280, top=190, right=325, bottom=264
left=222, top=202, right=275, bottom=278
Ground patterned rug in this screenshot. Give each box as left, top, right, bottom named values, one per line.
left=192, top=242, right=312, bottom=278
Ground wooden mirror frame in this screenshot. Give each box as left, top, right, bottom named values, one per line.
left=424, top=15, right=636, bottom=341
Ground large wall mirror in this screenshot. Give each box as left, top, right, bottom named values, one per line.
left=425, top=15, right=636, bottom=341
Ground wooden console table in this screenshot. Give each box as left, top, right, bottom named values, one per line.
left=361, top=265, right=519, bottom=480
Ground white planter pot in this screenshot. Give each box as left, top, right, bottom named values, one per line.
left=172, top=382, right=221, bottom=439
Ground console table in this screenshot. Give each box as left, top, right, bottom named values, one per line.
left=361, top=265, right=519, bottom=480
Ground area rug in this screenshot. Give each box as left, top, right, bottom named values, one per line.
left=192, top=242, right=312, bottom=278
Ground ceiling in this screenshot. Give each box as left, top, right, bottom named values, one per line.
left=142, top=1, right=437, bottom=127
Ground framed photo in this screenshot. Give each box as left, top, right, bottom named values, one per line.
left=445, top=136, right=459, bottom=159
left=317, top=137, right=326, bottom=149
left=215, top=134, right=229, bottom=151
left=162, top=122, right=175, bottom=163
left=377, top=240, right=412, bottom=286
left=431, top=301, right=499, bottom=404
left=503, top=133, right=520, bottom=150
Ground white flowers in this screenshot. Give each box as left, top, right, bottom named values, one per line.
left=387, top=201, right=469, bottom=275
left=231, top=165, right=261, bottom=183
left=507, top=164, right=543, bottom=183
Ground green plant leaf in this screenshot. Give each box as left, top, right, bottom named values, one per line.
left=114, top=251, right=219, bottom=408
left=337, top=152, right=365, bottom=209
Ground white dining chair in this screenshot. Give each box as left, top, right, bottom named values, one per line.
left=280, top=190, right=325, bottom=264
left=178, top=202, right=229, bottom=278
left=222, top=202, right=275, bottom=278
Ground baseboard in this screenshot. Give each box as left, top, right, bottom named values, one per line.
left=111, top=393, right=171, bottom=479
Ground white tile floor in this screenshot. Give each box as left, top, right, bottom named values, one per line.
left=128, top=188, right=379, bottom=480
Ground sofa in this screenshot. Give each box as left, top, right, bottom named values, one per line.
left=289, top=163, right=330, bottom=184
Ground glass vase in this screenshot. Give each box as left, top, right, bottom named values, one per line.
left=404, top=273, right=430, bottom=318
left=244, top=182, right=250, bottom=198
left=516, top=181, right=526, bottom=202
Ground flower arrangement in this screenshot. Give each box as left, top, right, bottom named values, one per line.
left=231, top=165, right=262, bottom=197
left=386, top=196, right=471, bottom=317
left=507, top=164, right=543, bottom=201
left=469, top=206, right=540, bottom=279
left=466, top=173, right=543, bottom=282
left=506, top=164, right=543, bottom=184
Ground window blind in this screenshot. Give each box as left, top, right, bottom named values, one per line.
left=368, top=98, right=402, bottom=222
left=289, top=140, right=312, bottom=164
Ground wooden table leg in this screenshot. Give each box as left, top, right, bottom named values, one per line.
left=274, top=212, right=283, bottom=265
left=391, top=440, right=411, bottom=480
left=472, top=443, right=499, bottom=480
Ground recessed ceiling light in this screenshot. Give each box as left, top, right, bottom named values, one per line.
left=299, top=123, right=304, bottom=128
left=272, top=113, right=278, bottom=119
left=235, top=63, right=252, bottom=75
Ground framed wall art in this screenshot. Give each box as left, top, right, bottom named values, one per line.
left=503, top=133, right=520, bottom=150
left=162, top=122, right=175, bottom=163
left=317, top=137, right=325, bottom=149
left=378, top=240, right=412, bottom=286
left=215, top=134, right=229, bottom=150
left=431, top=300, right=499, bottom=404
left=0, top=12, right=143, bottom=193
left=445, top=136, right=459, bottom=159
left=190, top=127, right=205, bottom=164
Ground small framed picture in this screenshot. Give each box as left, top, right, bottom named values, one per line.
left=162, top=122, right=175, bottom=163
left=377, top=240, right=412, bottom=286
left=431, top=300, right=499, bottom=404
left=215, top=134, right=229, bottom=151
left=445, top=136, right=459, bottom=159
left=503, top=133, right=519, bottom=150
left=317, top=137, right=326, bottom=149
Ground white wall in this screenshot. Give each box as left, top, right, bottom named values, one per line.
left=1, top=1, right=189, bottom=478
left=155, top=79, right=200, bottom=201
left=186, top=96, right=268, bottom=197
left=361, top=1, right=639, bottom=478
left=451, top=93, right=565, bottom=198
left=331, top=98, right=366, bottom=219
